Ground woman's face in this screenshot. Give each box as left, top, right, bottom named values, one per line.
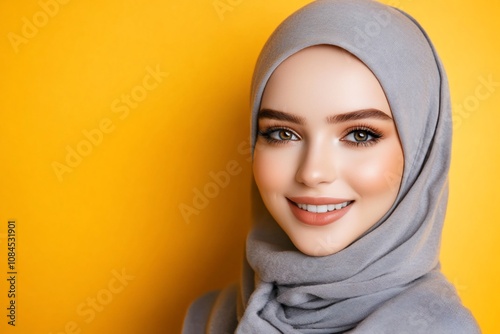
left=253, top=45, right=404, bottom=256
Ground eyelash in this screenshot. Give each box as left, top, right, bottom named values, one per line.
left=258, top=126, right=300, bottom=145
left=341, top=125, right=383, bottom=147
left=258, top=124, right=383, bottom=147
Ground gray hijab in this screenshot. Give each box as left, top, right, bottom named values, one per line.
left=183, top=0, right=480, bottom=332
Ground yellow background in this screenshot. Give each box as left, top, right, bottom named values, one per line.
left=0, top=0, right=498, bottom=333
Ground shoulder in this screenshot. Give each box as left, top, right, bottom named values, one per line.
left=355, top=272, right=480, bottom=334
left=395, top=277, right=480, bottom=333
left=182, top=284, right=239, bottom=334
left=182, top=290, right=219, bottom=334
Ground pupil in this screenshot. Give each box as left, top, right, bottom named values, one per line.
left=280, top=130, right=292, bottom=140
left=354, top=131, right=367, bottom=141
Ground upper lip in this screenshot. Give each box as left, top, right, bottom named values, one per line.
left=287, top=196, right=353, bottom=205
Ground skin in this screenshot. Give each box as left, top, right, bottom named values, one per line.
left=253, top=45, right=404, bottom=256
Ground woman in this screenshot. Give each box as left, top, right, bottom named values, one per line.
left=183, top=0, right=480, bottom=332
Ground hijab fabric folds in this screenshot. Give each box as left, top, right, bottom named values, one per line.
left=183, top=0, right=480, bottom=332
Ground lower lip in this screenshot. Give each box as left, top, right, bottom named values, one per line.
left=288, top=200, right=352, bottom=226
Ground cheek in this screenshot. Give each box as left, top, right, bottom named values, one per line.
left=342, top=143, right=404, bottom=198
left=253, top=147, right=293, bottom=194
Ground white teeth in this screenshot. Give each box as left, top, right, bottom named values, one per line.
left=297, top=201, right=351, bottom=213
left=317, top=205, right=328, bottom=213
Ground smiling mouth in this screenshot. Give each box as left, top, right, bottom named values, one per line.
left=286, top=198, right=354, bottom=226
left=295, top=201, right=352, bottom=213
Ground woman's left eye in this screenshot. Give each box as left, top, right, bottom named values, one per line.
left=342, top=129, right=381, bottom=146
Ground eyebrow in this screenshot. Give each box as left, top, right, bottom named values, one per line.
left=327, top=108, right=392, bottom=123
left=258, top=109, right=306, bottom=124
left=258, top=108, right=392, bottom=124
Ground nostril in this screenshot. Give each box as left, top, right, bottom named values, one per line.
left=295, top=160, right=337, bottom=187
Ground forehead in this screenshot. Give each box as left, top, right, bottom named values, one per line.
left=260, top=45, right=392, bottom=118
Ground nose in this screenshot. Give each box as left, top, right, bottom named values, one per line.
left=295, top=141, right=337, bottom=187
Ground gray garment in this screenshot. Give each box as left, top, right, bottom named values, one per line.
left=183, top=0, right=480, bottom=332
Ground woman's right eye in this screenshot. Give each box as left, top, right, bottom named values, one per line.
left=259, top=128, right=300, bottom=143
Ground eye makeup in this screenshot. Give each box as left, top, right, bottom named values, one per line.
left=258, top=126, right=301, bottom=145
left=257, top=122, right=384, bottom=147
left=340, top=124, right=383, bottom=147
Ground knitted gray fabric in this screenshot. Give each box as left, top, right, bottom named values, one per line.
left=183, top=1, right=480, bottom=332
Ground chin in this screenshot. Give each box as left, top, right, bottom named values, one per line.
left=289, top=232, right=348, bottom=257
